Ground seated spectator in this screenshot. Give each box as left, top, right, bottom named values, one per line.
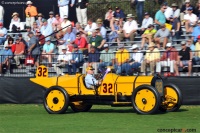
left=67, top=45, right=83, bottom=75
left=84, top=18, right=97, bottom=36
left=104, top=7, right=114, bottom=28
left=115, top=44, right=130, bottom=75
left=195, top=1, right=200, bottom=19
left=119, top=14, right=138, bottom=42
left=191, top=20, right=200, bottom=43
left=141, top=42, right=160, bottom=75
left=163, top=2, right=173, bottom=21
left=96, top=18, right=107, bottom=40
left=41, top=40, right=55, bottom=66
left=127, top=44, right=143, bottom=75
left=9, top=12, right=21, bottom=32
left=193, top=35, right=200, bottom=75
left=72, top=32, right=88, bottom=49
left=47, top=11, right=56, bottom=26
left=169, top=16, right=180, bottom=40
left=184, top=7, right=197, bottom=33
left=40, top=19, right=53, bottom=41
left=187, top=38, right=195, bottom=55
left=109, top=18, right=122, bottom=43
left=113, top=6, right=125, bottom=26
left=32, top=22, right=39, bottom=34
left=73, top=22, right=84, bottom=35
left=61, top=15, right=71, bottom=34
left=13, top=37, right=25, bottom=69
left=171, top=3, right=180, bottom=19
left=18, top=34, right=28, bottom=52
left=140, top=12, right=153, bottom=34
left=154, top=4, right=167, bottom=29
left=6, top=37, right=15, bottom=53
left=174, top=41, right=193, bottom=76
left=55, top=24, right=65, bottom=40
left=52, top=14, right=63, bottom=30
left=156, top=43, right=178, bottom=76
left=141, top=24, right=157, bottom=49
left=82, top=46, right=100, bottom=74
left=3, top=35, right=12, bottom=48
left=0, top=22, right=7, bottom=45
left=35, top=30, right=45, bottom=49
left=0, top=45, right=13, bottom=75
left=53, top=45, right=72, bottom=76
left=36, top=13, right=45, bottom=29
left=88, top=30, right=105, bottom=52
left=98, top=44, right=115, bottom=72
left=154, top=25, right=170, bottom=49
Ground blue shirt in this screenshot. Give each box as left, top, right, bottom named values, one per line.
left=43, top=43, right=55, bottom=53
left=72, top=50, right=83, bottom=63
left=100, top=26, right=107, bottom=40
left=63, top=32, right=76, bottom=45
left=0, top=27, right=7, bottom=38
left=85, top=74, right=98, bottom=88
left=40, top=24, right=53, bottom=41
left=113, top=10, right=125, bottom=19
left=192, top=26, right=200, bottom=42
left=0, top=49, right=13, bottom=63
left=88, top=51, right=100, bottom=63
left=58, top=0, right=75, bottom=6
left=155, top=10, right=166, bottom=25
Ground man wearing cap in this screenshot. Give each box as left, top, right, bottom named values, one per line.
left=85, top=66, right=102, bottom=89
left=163, top=2, right=173, bottom=21
left=171, top=3, right=180, bottom=19
left=119, top=14, right=138, bottom=42
left=48, top=11, right=56, bottom=26
left=156, top=43, right=178, bottom=76
left=58, top=0, right=75, bottom=18
left=61, top=15, right=71, bottom=33
left=113, top=7, right=125, bottom=26
left=155, top=4, right=167, bottom=28
left=36, top=13, right=45, bottom=28
left=14, top=37, right=25, bottom=69
left=9, top=12, right=21, bottom=32
left=183, top=6, right=197, bottom=33
left=41, top=40, right=55, bottom=66
left=25, top=1, right=38, bottom=27
left=154, top=25, right=170, bottom=49
left=174, top=41, right=192, bottom=76
left=35, top=30, right=45, bottom=47
left=40, top=19, right=53, bottom=41
left=96, top=18, right=107, bottom=40
left=141, top=42, right=160, bottom=75
left=191, top=20, right=200, bottom=42
left=53, top=45, right=72, bottom=75
left=0, top=45, right=13, bottom=75
left=127, top=44, right=143, bottom=75
left=140, top=12, right=153, bottom=32
left=0, top=4, right=4, bottom=23
left=141, top=24, right=157, bottom=49
left=115, top=44, right=130, bottom=75
left=98, top=44, right=115, bottom=72
left=0, top=22, right=7, bottom=45
left=75, top=0, right=89, bottom=26
left=67, top=45, right=83, bottom=74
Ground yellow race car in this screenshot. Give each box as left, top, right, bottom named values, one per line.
left=30, top=65, right=182, bottom=115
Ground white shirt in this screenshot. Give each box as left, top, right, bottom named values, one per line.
left=138, top=0, right=145, bottom=1
left=184, top=13, right=197, bottom=24
left=123, top=20, right=138, bottom=34
left=48, top=17, right=56, bottom=25
left=61, top=20, right=71, bottom=31
left=0, top=5, right=4, bottom=21
left=84, top=22, right=97, bottom=34
left=164, top=6, right=173, bottom=19
left=9, top=18, right=21, bottom=31
left=57, top=51, right=72, bottom=62
left=131, top=51, right=143, bottom=63
left=173, top=9, right=180, bottom=18
left=141, top=17, right=153, bottom=29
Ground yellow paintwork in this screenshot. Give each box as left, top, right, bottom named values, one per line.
left=163, top=87, right=178, bottom=110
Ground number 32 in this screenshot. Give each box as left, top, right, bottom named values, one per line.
left=103, top=83, right=113, bottom=93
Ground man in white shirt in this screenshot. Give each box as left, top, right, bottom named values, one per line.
left=47, top=11, right=56, bottom=26
left=184, top=7, right=197, bottom=33
left=119, top=14, right=138, bottom=41
left=84, top=18, right=97, bottom=36
left=0, top=5, right=4, bottom=23
left=164, top=3, right=173, bottom=21
left=171, top=3, right=180, bottom=19
left=140, top=12, right=153, bottom=33
left=53, top=45, right=72, bottom=75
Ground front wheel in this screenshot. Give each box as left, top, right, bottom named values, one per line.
left=132, top=85, right=161, bottom=115
left=70, top=102, right=92, bottom=112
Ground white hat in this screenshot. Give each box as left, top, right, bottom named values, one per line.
left=126, top=14, right=134, bottom=19
left=104, top=44, right=109, bottom=48
left=185, top=0, right=190, bottom=3
left=26, top=1, right=32, bottom=4
left=61, top=45, right=67, bottom=50
left=166, top=43, right=172, bottom=47
left=130, top=44, right=138, bottom=50
left=63, top=15, right=68, bottom=19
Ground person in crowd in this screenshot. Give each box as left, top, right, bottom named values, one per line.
left=85, top=66, right=102, bottom=89
left=0, top=22, right=7, bottom=45
left=184, top=7, right=197, bottom=33
left=96, top=18, right=107, bottom=40
left=191, top=20, right=200, bottom=43
left=140, top=12, right=153, bottom=34
left=84, top=18, right=97, bottom=36
left=136, top=0, right=145, bottom=24
left=169, top=15, right=180, bottom=40
left=127, top=44, right=143, bottom=75
left=187, top=38, right=195, bottom=53
left=113, top=7, right=125, bottom=26
left=62, top=26, right=76, bottom=52
left=163, top=2, right=173, bottom=22
left=55, top=24, right=65, bottom=40
left=9, top=12, right=21, bottom=32
left=0, top=4, right=4, bottom=23
left=14, top=37, right=25, bottom=69
left=195, top=1, right=200, bottom=19
left=140, top=24, right=157, bottom=49
left=0, top=45, right=13, bottom=75
left=40, top=19, right=53, bottom=41
left=36, top=13, right=44, bottom=29
left=58, top=0, right=75, bottom=18
left=75, top=0, right=89, bottom=27
left=104, top=7, right=114, bottom=28
left=174, top=41, right=193, bottom=76
left=154, top=25, right=170, bottom=49
left=73, top=22, right=82, bottom=34
left=41, top=40, right=55, bottom=66
left=141, top=42, right=160, bottom=76
left=72, top=32, right=88, bottom=49
left=6, top=37, right=15, bottom=53
left=61, top=15, right=71, bottom=34
left=154, top=4, right=167, bottom=29
left=109, top=18, right=122, bottom=43
left=193, top=35, right=200, bottom=75
left=98, top=44, right=115, bottom=72
left=47, top=11, right=56, bottom=26
left=115, top=44, right=130, bottom=75
left=88, top=30, right=105, bottom=52
left=32, top=22, right=39, bottom=34
left=27, top=31, right=40, bottom=67
left=35, top=30, right=45, bottom=49
left=18, top=34, right=28, bottom=51
left=171, top=3, right=180, bottom=19
left=67, top=45, right=83, bottom=74
left=25, top=1, right=38, bottom=27
left=119, top=14, right=138, bottom=42
left=3, top=35, right=12, bottom=48
left=52, top=14, right=63, bottom=30
left=156, top=43, right=178, bottom=76
left=53, top=45, right=72, bottom=75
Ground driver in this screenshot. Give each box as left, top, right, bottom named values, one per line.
left=85, top=66, right=102, bottom=89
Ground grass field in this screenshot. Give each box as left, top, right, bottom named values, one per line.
left=0, top=105, right=199, bottom=133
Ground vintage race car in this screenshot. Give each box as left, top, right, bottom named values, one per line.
left=30, top=65, right=182, bottom=115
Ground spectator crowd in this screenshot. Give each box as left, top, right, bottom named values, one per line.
left=0, top=0, right=200, bottom=76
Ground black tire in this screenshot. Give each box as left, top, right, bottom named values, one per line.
left=160, top=83, right=182, bottom=112
left=43, top=86, right=69, bottom=114
left=70, top=102, right=92, bottom=112
left=132, top=85, right=161, bottom=115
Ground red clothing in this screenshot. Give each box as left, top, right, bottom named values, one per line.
left=160, top=48, right=178, bottom=61
left=8, top=44, right=16, bottom=53
left=15, top=42, right=25, bottom=54
left=74, top=37, right=88, bottom=48
left=37, top=35, right=45, bottom=45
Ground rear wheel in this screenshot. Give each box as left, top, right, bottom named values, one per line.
left=70, top=102, right=92, bottom=112
left=160, top=84, right=182, bottom=112
left=44, top=86, right=69, bottom=114
left=132, top=85, right=161, bottom=115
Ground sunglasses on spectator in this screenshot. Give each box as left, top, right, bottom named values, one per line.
left=186, top=2, right=190, bottom=4
left=76, top=35, right=80, bottom=37
left=56, top=16, right=59, bottom=17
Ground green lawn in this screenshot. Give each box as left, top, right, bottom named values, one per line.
left=0, top=105, right=199, bottom=133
